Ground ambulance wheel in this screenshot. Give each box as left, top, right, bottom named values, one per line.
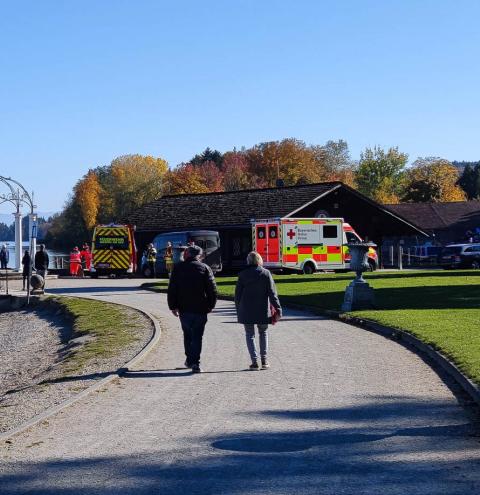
left=91, top=273, right=98, bottom=279
left=302, top=262, right=315, bottom=275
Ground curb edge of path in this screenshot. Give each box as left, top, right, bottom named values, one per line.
left=0, top=300, right=162, bottom=443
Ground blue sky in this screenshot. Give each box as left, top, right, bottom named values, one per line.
left=1, top=0, right=479, bottom=214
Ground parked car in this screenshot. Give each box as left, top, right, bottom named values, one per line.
left=142, top=230, right=222, bottom=276
left=439, top=243, right=480, bottom=269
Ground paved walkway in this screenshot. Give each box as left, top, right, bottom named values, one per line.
left=1, top=278, right=479, bottom=494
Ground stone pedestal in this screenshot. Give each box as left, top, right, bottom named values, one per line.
left=341, top=279, right=375, bottom=311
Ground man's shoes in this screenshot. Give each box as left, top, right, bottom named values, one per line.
left=261, top=359, right=270, bottom=370
left=249, top=361, right=260, bottom=371
left=184, top=360, right=192, bottom=369
left=191, top=364, right=203, bottom=373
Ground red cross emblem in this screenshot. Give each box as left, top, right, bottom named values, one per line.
left=287, top=229, right=296, bottom=240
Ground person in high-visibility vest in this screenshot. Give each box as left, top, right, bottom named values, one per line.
left=164, top=241, right=174, bottom=278
left=80, top=244, right=92, bottom=271
left=146, top=243, right=157, bottom=278
left=70, top=247, right=83, bottom=277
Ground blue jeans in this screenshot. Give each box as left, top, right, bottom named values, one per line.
left=244, top=324, right=268, bottom=362
left=179, top=312, right=208, bottom=366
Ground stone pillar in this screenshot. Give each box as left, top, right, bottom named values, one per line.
left=13, top=211, right=22, bottom=271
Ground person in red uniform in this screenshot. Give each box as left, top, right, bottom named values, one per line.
left=70, top=247, right=82, bottom=277
left=81, top=244, right=92, bottom=271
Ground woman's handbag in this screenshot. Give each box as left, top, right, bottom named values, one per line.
left=269, top=304, right=281, bottom=325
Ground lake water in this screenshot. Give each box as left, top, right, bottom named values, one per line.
left=1, top=242, right=67, bottom=269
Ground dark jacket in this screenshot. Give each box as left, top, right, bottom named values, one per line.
left=235, top=265, right=282, bottom=325
left=22, top=253, right=31, bottom=275
left=0, top=248, right=9, bottom=263
left=34, top=250, right=49, bottom=271
left=168, top=259, right=217, bottom=314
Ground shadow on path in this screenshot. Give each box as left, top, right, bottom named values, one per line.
left=1, top=397, right=479, bottom=495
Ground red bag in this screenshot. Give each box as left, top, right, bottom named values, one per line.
left=269, top=304, right=280, bottom=325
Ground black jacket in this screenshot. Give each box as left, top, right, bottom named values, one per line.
left=34, top=250, right=49, bottom=271
left=167, top=259, right=217, bottom=314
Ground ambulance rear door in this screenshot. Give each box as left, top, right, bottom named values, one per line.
left=253, top=220, right=281, bottom=268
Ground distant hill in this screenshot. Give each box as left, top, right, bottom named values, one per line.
left=0, top=211, right=56, bottom=226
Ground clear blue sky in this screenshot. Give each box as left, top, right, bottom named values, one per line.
left=1, top=0, right=479, bottom=213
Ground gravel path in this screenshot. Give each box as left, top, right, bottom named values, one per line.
left=0, top=293, right=154, bottom=434
left=0, top=278, right=479, bottom=495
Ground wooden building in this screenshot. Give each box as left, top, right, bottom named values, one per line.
left=128, top=181, right=427, bottom=269
left=386, top=200, right=480, bottom=245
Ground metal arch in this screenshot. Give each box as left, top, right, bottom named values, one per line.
left=0, top=175, right=36, bottom=212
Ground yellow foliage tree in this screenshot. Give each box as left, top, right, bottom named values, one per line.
left=74, top=170, right=102, bottom=229
left=106, top=154, right=169, bottom=220
left=402, top=158, right=466, bottom=202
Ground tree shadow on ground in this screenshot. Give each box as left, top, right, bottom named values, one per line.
left=280, top=284, right=480, bottom=311
left=1, top=397, right=479, bottom=495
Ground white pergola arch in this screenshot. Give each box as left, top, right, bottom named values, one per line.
left=0, top=176, right=37, bottom=271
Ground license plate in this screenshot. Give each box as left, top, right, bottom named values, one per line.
left=97, top=263, right=110, bottom=268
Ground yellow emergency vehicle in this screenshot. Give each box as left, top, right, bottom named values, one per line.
left=90, top=224, right=137, bottom=278
left=252, top=218, right=377, bottom=274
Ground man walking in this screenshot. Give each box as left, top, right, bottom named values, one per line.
left=0, top=244, right=9, bottom=270
left=34, top=244, right=49, bottom=291
left=167, top=245, right=217, bottom=373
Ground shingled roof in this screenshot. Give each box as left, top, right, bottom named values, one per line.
left=385, top=201, right=480, bottom=234
left=129, top=182, right=341, bottom=231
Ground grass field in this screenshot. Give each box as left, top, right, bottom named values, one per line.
left=150, top=269, right=480, bottom=385
left=48, top=297, right=143, bottom=372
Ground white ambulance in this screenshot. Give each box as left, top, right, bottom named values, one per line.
left=252, top=217, right=377, bottom=274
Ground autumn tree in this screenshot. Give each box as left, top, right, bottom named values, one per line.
left=196, top=160, right=224, bottom=192
left=402, top=158, right=466, bottom=202
left=246, top=139, right=326, bottom=186
left=355, top=146, right=408, bottom=203
left=222, top=152, right=265, bottom=191
left=163, top=163, right=210, bottom=195
left=44, top=196, right=89, bottom=249
left=74, top=170, right=102, bottom=229
left=101, top=154, right=168, bottom=221
left=457, top=162, right=480, bottom=199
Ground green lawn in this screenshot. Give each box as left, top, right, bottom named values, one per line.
left=47, top=296, right=144, bottom=373
left=148, top=270, right=480, bottom=385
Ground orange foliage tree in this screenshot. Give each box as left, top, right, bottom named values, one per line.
left=246, top=138, right=327, bottom=186
left=163, top=164, right=210, bottom=195
left=74, top=170, right=102, bottom=229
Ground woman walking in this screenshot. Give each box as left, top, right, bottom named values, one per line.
left=235, top=251, right=282, bottom=370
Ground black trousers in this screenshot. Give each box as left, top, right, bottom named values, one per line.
left=179, top=312, right=207, bottom=366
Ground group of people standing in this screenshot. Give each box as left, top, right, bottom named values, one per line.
left=21, top=244, right=49, bottom=291
left=69, top=244, right=92, bottom=277
left=167, top=246, right=282, bottom=373
left=144, top=241, right=177, bottom=278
